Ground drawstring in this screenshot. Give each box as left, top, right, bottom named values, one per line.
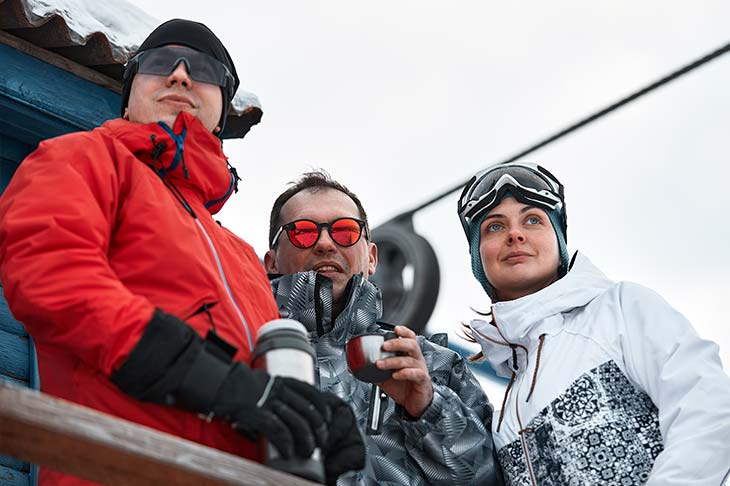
left=157, top=123, right=188, bottom=178
left=495, top=335, right=547, bottom=431
left=150, top=135, right=167, bottom=161
left=149, top=133, right=197, bottom=219
left=496, top=344, right=519, bottom=433
left=180, top=146, right=189, bottom=179
left=497, top=370, right=516, bottom=433
left=525, top=334, right=546, bottom=403
left=470, top=310, right=548, bottom=431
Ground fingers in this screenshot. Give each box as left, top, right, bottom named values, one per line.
left=389, top=366, right=431, bottom=382
left=376, top=355, right=423, bottom=371
left=393, top=325, right=416, bottom=339
left=321, top=396, right=365, bottom=485
left=242, top=408, right=295, bottom=459
left=324, top=439, right=366, bottom=486
left=278, top=378, right=329, bottom=450
left=269, top=400, right=317, bottom=458
left=378, top=328, right=428, bottom=379
left=381, top=329, right=422, bottom=355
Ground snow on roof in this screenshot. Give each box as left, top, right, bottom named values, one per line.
left=21, top=0, right=157, bottom=62
left=0, top=0, right=262, bottom=137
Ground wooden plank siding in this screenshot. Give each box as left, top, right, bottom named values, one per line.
left=0, top=278, right=36, bottom=483
left=0, top=329, right=29, bottom=382
left=0, top=42, right=119, bottom=146
left=0, top=463, right=29, bottom=486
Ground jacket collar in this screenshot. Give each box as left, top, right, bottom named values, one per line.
left=270, top=271, right=383, bottom=344
left=469, top=252, right=613, bottom=377
left=101, top=112, right=237, bottom=214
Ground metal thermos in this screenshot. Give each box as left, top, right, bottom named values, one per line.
left=251, top=319, right=324, bottom=483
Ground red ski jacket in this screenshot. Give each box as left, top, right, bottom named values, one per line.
left=0, top=112, right=279, bottom=484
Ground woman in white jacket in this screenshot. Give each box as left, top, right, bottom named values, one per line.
left=457, top=162, right=730, bottom=486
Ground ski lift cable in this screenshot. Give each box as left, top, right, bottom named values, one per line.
left=392, top=39, right=730, bottom=220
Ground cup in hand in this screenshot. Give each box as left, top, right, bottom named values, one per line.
left=345, top=331, right=398, bottom=383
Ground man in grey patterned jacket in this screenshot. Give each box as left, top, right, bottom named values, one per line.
left=264, top=170, right=503, bottom=485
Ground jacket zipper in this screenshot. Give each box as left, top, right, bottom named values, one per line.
left=515, top=387, right=537, bottom=486
left=194, top=218, right=254, bottom=350
left=149, top=132, right=254, bottom=348
left=504, top=338, right=537, bottom=486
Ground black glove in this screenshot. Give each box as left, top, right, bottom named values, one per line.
left=111, top=309, right=329, bottom=459
left=320, top=392, right=366, bottom=485
left=215, top=366, right=330, bottom=458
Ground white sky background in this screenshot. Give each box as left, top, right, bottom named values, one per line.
left=124, top=0, right=730, bottom=397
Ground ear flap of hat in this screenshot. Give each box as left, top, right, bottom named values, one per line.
left=468, top=212, right=498, bottom=300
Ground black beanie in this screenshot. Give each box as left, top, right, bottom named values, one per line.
left=121, top=19, right=240, bottom=135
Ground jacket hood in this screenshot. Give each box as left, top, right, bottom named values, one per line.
left=270, top=271, right=383, bottom=343
left=101, top=112, right=237, bottom=214
left=469, top=252, right=614, bottom=378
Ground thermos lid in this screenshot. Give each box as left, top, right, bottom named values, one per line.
left=256, top=318, right=307, bottom=340
left=252, top=318, right=315, bottom=363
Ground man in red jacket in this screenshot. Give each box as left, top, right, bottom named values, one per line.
left=0, top=19, right=363, bottom=486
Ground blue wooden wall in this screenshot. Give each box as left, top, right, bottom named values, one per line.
left=0, top=41, right=119, bottom=486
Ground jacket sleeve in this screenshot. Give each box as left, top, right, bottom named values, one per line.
left=397, top=339, right=503, bottom=485
left=617, top=283, right=730, bottom=486
left=0, top=136, right=155, bottom=375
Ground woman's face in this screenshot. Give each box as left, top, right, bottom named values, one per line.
left=479, top=197, right=560, bottom=301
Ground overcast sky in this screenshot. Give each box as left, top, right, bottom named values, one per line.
left=124, top=0, right=730, bottom=395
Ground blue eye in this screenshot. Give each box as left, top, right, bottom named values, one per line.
left=526, top=216, right=541, bottom=225
left=486, top=222, right=504, bottom=233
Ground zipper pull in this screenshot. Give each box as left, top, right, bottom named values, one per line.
left=180, top=145, right=190, bottom=179
left=153, top=143, right=167, bottom=161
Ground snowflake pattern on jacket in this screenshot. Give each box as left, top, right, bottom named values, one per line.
left=498, top=360, right=663, bottom=485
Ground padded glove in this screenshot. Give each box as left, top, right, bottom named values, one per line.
left=111, top=309, right=329, bottom=459
left=320, top=392, right=366, bottom=485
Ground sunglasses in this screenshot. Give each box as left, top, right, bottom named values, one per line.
left=271, top=217, right=369, bottom=249
left=124, top=46, right=236, bottom=100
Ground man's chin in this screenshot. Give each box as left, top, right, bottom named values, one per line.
left=150, top=113, right=179, bottom=129
left=156, top=106, right=194, bottom=127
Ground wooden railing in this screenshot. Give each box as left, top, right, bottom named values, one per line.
left=0, top=380, right=318, bottom=485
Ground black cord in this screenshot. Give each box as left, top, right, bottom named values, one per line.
left=392, top=39, right=730, bottom=220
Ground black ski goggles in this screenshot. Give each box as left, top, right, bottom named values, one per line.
left=271, top=217, right=369, bottom=249
left=458, top=162, right=566, bottom=239
left=124, top=46, right=236, bottom=100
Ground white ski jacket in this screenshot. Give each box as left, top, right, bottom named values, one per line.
left=468, top=252, right=730, bottom=486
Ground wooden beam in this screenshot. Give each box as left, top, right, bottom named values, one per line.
left=0, top=42, right=121, bottom=142
left=0, top=30, right=122, bottom=93
left=0, top=381, right=319, bottom=485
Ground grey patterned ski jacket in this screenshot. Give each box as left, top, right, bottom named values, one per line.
left=270, top=271, right=502, bottom=486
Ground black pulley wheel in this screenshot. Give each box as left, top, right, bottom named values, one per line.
left=370, top=222, right=440, bottom=334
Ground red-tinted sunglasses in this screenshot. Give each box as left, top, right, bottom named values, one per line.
left=271, top=217, right=369, bottom=249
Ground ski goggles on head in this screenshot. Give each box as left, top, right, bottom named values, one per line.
left=124, top=46, right=236, bottom=99
left=458, top=162, right=565, bottom=238
left=271, top=217, right=369, bottom=249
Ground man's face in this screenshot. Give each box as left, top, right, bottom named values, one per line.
left=125, top=47, right=223, bottom=132
left=265, top=188, right=377, bottom=304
